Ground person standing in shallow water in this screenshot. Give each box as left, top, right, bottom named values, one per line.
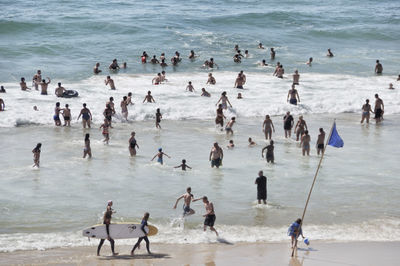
left=361, top=99, right=374, bottom=124
left=300, top=130, right=311, bottom=156
left=316, top=128, right=325, bottom=156
left=209, top=142, right=223, bottom=168
left=156, top=108, right=162, bottom=129
left=375, top=60, right=383, bottom=74
left=374, top=94, right=384, bottom=123
left=255, top=170, right=267, bottom=204
left=83, top=133, right=92, bottom=159
left=294, top=116, right=307, bottom=141
left=283, top=112, right=294, bottom=138
left=131, top=212, right=151, bottom=256
left=193, top=196, right=219, bottom=236
left=77, top=103, right=92, bottom=128
left=262, top=140, right=274, bottom=163
left=128, top=131, right=139, bottom=156
left=97, top=201, right=118, bottom=256
left=262, top=115, right=275, bottom=140
left=32, top=143, right=41, bottom=168
left=151, top=148, right=170, bottom=165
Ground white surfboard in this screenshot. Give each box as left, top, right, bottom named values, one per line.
left=82, top=223, right=158, bottom=239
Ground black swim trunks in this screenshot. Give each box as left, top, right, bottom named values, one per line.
left=318, top=144, right=324, bottom=149
left=211, top=158, right=221, bottom=167
left=375, top=108, right=382, bottom=119
left=204, top=214, right=216, bottom=227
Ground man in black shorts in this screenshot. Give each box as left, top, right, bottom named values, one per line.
left=255, top=171, right=267, bottom=204
left=316, top=128, right=325, bottom=155
left=283, top=111, right=294, bottom=138
left=194, top=196, right=219, bottom=236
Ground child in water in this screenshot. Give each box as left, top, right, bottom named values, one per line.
left=156, top=108, right=162, bottom=129
left=32, top=143, right=42, bottom=167
left=151, top=148, right=171, bottom=165
left=248, top=137, right=256, bottom=146
left=100, top=119, right=110, bottom=144
left=174, top=159, right=192, bottom=171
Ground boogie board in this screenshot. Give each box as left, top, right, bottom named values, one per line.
left=82, top=223, right=158, bottom=239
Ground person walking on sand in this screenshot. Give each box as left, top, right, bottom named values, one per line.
left=294, top=116, right=308, bottom=141
left=209, top=142, right=223, bottom=168
left=105, top=76, right=116, bottom=90
left=62, top=104, right=71, bottom=126
left=283, top=111, right=294, bottom=138
left=216, top=91, right=232, bottom=110
left=174, top=159, right=192, bottom=171
left=32, top=143, right=41, bottom=168
left=97, top=201, right=118, bottom=256
left=287, top=84, right=300, bottom=105
left=155, top=108, right=162, bottom=129
left=143, top=91, right=156, bottom=103
left=128, top=131, right=139, bottom=156
left=374, top=94, right=384, bottom=123
left=225, top=117, right=236, bottom=135
left=300, top=130, right=311, bottom=156
left=83, top=133, right=92, bottom=158
left=131, top=212, right=152, bottom=256
left=151, top=148, right=170, bottom=165
left=193, top=196, right=219, bottom=237
left=255, top=170, right=267, bottom=204
left=316, top=128, right=325, bottom=155
left=173, top=187, right=195, bottom=216
left=262, top=115, right=275, bottom=140
left=361, top=99, right=374, bottom=124
left=375, top=60, right=383, bottom=74
left=100, top=119, right=110, bottom=144
left=262, top=140, right=274, bottom=163
left=288, top=218, right=305, bottom=250
left=77, top=103, right=92, bottom=128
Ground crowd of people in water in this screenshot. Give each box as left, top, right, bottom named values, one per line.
left=1, top=43, right=398, bottom=256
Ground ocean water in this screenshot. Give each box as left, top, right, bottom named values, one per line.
left=1, top=0, right=400, bottom=253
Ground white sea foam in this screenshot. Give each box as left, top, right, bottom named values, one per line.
left=0, top=71, right=398, bottom=127
left=1, top=218, right=399, bottom=252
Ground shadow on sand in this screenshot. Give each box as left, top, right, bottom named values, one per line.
left=99, top=253, right=170, bottom=260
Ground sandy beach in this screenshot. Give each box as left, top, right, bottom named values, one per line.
left=1, top=241, right=398, bottom=266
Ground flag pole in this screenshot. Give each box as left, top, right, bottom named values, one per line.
left=291, top=120, right=336, bottom=257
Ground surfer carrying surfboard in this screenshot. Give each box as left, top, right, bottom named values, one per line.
left=97, top=201, right=118, bottom=256
left=173, top=187, right=195, bottom=216
left=131, top=212, right=152, bottom=256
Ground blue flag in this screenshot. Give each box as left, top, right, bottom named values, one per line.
left=328, top=122, right=344, bottom=148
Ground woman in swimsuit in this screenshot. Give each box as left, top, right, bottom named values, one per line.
left=77, top=103, right=92, bottom=128
left=262, top=115, right=275, bottom=140
left=294, top=116, right=308, bottom=141
left=216, top=91, right=232, bottom=110
left=100, top=119, right=110, bottom=144
left=300, top=130, right=311, bottom=156
left=83, top=134, right=92, bottom=158
left=128, top=132, right=139, bottom=156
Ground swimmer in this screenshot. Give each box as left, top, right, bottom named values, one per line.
left=107, top=97, right=116, bottom=115
left=32, top=70, right=41, bottom=90
left=248, top=137, right=256, bottom=146
left=262, top=115, right=275, bottom=140
left=126, top=92, right=134, bottom=105
left=209, top=142, right=223, bottom=168
left=39, top=77, right=51, bottom=95
left=143, top=91, right=155, bottom=103
left=327, top=48, right=334, bottom=57
left=244, top=50, right=249, bottom=58
left=130, top=212, right=151, bottom=256
left=258, top=43, right=265, bottom=49
left=207, top=73, right=216, bottom=85
left=233, top=54, right=241, bottom=63
left=306, top=57, right=313, bottom=66
left=161, top=71, right=168, bottom=82
left=105, top=76, right=116, bottom=90
left=150, top=55, right=159, bottom=64
left=262, top=140, right=274, bottom=163
left=283, top=111, right=294, bottom=138
left=152, top=73, right=162, bottom=85
left=234, top=44, right=239, bottom=51
left=0, top=98, right=5, bottom=111
left=128, top=131, right=139, bottom=156
left=287, top=84, right=300, bottom=105
left=121, top=96, right=128, bottom=121
left=276, top=65, right=284, bottom=78
left=361, top=99, right=374, bottom=124
left=201, top=88, right=211, bottom=97
left=99, top=119, right=110, bottom=144
left=54, top=102, right=62, bottom=126
left=388, top=83, right=395, bottom=90
left=240, top=70, right=246, bottom=84
left=55, top=82, right=66, bottom=97
left=273, top=62, right=281, bottom=76
left=237, top=93, right=243, bottom=99
left=20, top=77, right=31, bottom=90
left=93, top=63, right=102, bottom=74
left=397, top=74, right=400, bottom=81
left=215, top=104, right=226, bottom=128
left=109, top=59, right=119, bottom=70
left=32, top=143, right=42, bottom=168
left=208, top=58, right=218, bottom=69
left=151, top=148, right=170, bottom=165
left=189, top=50, right=197, bottom=59
left=316, top=128, right=325, bottom=155
left=121, top=62, right=127, bottom=69
left=259, top=59, right=268, bottom=66
left=270, top=48, right=276, bottom=60
left=294, top=116, right=308, bottom=141
left=374, top=94, right=384, bottom=123
left=103, top=104, right=114, bottom=128
left=160, top=59, right=168, bottom=67
left=234, top=73, right=245, bottom=89
left=83, top=133, right=92, bottom=158
left=375, top=60, right=383, bottom=74
left=62, top=104, right=71, bottom=126
left=186, top=81, right=195, bottom=92
left=216, top=91, right=232, bottom=109
left=174, top=159, right=192, bottom=171
left=300, top=130, right=311, bottom=156
left=0, top=86, right=5, bottom=93
left=227, top=140, right=235, bottom=149
left=173, top=187, right=195, bottom=216
left=225, top=117, right=236, bottom=135
left=33, top=106, right=38, bottom=111
left=160, top=53, right=165, bottom=61
left=293, top=70, right=300, bottom=85
left=77, top=103, right=92, bottom=128
left=155, top=108, right=162, bottom=129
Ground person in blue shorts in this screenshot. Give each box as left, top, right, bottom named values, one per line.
left=288, top=218, right=305, bottom=249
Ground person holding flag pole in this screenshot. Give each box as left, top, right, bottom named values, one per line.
left=291, top=120, right=344, bottom=257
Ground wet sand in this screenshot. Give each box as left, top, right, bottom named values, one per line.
left=1, top=241, right=398, bottom=266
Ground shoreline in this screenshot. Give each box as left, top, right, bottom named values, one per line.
left=1, top=241, right=399, bottom=265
